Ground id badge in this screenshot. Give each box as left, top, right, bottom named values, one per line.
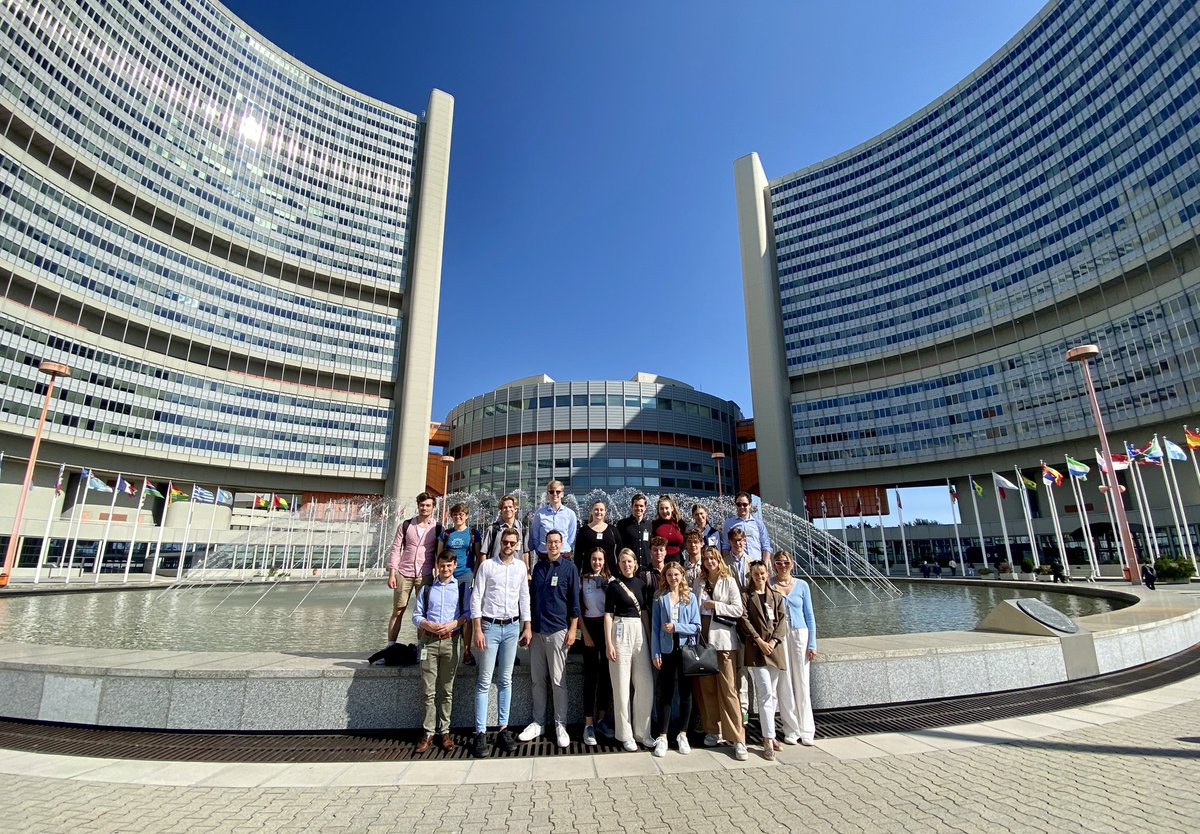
left=550, top=575, right=559, bottom=587
left=672, top=605, right=680, bottom=622
left=417, top=644, right=426, bottom=662
left=595, top=530, right=603, bottom=539
left=766, top=606, right=776, bottom=622
left=642, top=530, right=649, bottom=541
left=615, top=620, right=625, bottom=640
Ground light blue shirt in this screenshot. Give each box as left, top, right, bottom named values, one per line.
left=527, top=504, right=578, bottom=555
left=722, top=515, right=772, bottom=558
left=778, top=578, right=816, bottom=650
left=412, top=576, right=470, bottom=632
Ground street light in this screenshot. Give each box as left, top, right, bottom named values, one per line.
left=1066, top=345, right=1140, bottom=585
left=711, top=451, right=726, bottom=499
left=440, top=455, right=455, bottom=524
left=1, top=360, right=71, bottom=588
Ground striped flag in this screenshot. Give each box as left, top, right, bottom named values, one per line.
left=992, top=472, right=1019, bottom=499
left=168, top=484, right=188, bottom=502
left=1042, top=464, right=1063, bottom=487
left=115, top=476, right=137, bottom=496
left=1186, top=427, right=1200, bottom=449
left=54, top=464, right=65, bottom=495
left=1065, top=456, right=1090, bottom=480
left=192, top=485, right=215, bottom=503
left=143, top=481, right=165, bottom=500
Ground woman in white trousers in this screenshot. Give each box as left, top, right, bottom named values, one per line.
left=771, top=550, right=817, bottom=745
left=605, top=548, right=654, bottom=752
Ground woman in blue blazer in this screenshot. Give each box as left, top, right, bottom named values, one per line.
left=650, top=561, right=701, bottom=757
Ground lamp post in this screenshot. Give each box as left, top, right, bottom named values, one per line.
left=440, top=455, right=455, bottom=524
left=1066, top=345, right=1140, bottom=585
left=711, top=451, right=726, bottom=499
left=1, top=360, right=71, bottom=588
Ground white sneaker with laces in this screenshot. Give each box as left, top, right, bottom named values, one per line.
left=782, top=734, right=800, bottom=745
left=583, top=725, right=597, bottom=746
left=642, top=736, right=656, bottom=749
left=734, top=742, right=748, bottom=761
left=676, top=733, right=691, bottom=755
left=517, top=722, right=542, bottom=742
left=652, top=736, right=668, bottom=757
left=622, top=739, right=638, bottom=752
left=554, top=722, right=569, bottom=748
left=703, top=733, right=721, bottom=747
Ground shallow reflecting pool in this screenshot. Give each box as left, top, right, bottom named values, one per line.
left=0, top=579, right=1129, bottom=654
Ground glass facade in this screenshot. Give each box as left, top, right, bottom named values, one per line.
left=0, top=0, right=446, bottom=486
left=758, top=0, right=1200, bottom=477
left=444, top=378, right=743, bottom=498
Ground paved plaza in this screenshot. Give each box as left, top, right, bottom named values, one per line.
left=2, top=670, right=1199, bottom=834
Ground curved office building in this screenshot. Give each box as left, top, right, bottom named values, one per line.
left=444, top=374, right=742, bottom=499
left=0, top=0, right=451, bottom=500
left=737, top=0, right=1200, bottom=508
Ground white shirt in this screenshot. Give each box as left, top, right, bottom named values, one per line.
left=471, top=556, right=531, bottom=622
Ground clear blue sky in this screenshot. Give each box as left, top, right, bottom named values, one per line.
left=225, top=0, right=1046, bottom=522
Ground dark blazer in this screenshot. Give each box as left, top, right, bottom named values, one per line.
left=737, top=586, right=789, bottom=670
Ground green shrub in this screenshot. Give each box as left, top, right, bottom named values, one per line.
left=1154, top=557, right=1196, bottom=581
left=1020, top=557, right=1036, bottom=574
left=1036, top=565, right=1052, bottom=575
left=978, top=567, right=993, bottom=576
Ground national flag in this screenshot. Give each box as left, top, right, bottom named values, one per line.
left=255, top=494, right=270, bottom=509
left=1109, top=454, right=1130, bottom=471
left=895, top=489, right=903, bottom=509
left=1020, top=474, right=1038, bottom=491
left=1142, top=438, right=1164, bottom=462
left=854, top=493, right=862, bottom=516
left=1042, top=464, right=1063, bottom=487
left=1163, top=438, right=1188, bottom=462
left=819, top=499, right=827, bottom=516
left=970, top=476, right=984, bottom=497
left=273, top=494, right=289, bottom=510
left=54, top=464, right=65, bottom=496
left=1065, top=456, right=1090, bottom=480
left=948, top=484, right=957, bottom=503
left=115, top=476, right=137, bottom=496
left=992, top=472, right=1019, bottom=499
left=1186, top=427, right=1200, bottom=449
left=217, top=488, right=234, bottom=505
left=143, top=481, right=165, bottom=500
left=191, top=485, right=215, bottom=503
left=83, top=470, right=112, bottom=492
left=168, top=484, right=188, bottom=502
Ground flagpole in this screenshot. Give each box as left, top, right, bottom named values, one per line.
left=1153, top=435, right=1185, bottom=561
left=945, top=480, right=964, bottom=574
left=201, top=486, right=219, bottom=578
left=63, top=473, right=90, bottom=585
left=302, top=499, right=317, bottom=576
left=857, top=492, right=868, bottom=569
left=967, top=477, right=989, bottom=573
left=122, top=482, right=147, bottom=583
left=93, top=473, right=124, bottom=584
left=263, top=494, right=277, bottom=578
left=341, top=500, right=354, bottom=578
left=1095, top=450, right=1131, bottom=571
left=33, top=465, right=65, bottom=584
left=1126, top=449, right=1158, bottom=561
left=1041, top=463, right=1069, bottom=575
left=149, top=482, right=173, bottom=582
left=896, top=487, right=911, bottom=576
left=1161, top=439, right=1198, bottom=572
left=838, top=495, right=849, bottom=571
left=991, top=473, right=1014, bottom=571
left=874, top=490, right=889, bottom=575
left=283, top=498, right=296, bottom=577
left=1015, top=466, right=1041, bottom=569
left=176, top=486, right=198, bottom=579
left=1069, top=468, right=1099, bottom=579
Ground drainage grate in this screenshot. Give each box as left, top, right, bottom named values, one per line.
left=0, top=645, right=1196, bottom=763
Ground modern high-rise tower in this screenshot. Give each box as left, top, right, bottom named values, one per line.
left=737, top=0, right=1200, bottom=510
left=0, top=0, right=451, bottom=502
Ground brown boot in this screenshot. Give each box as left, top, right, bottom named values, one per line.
left=415, top=734, right=433, bottom=753
left=439, top=733, right=455, bottom=752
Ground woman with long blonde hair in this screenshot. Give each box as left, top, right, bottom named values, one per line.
left=693, top=546, right=746, bottom=760
left=649, top=561, right=700, bottom=756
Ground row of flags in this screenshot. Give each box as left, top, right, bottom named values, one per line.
left=950, top=432, right=1197, bottom=501
left=72, top=468, right=289, bottom=511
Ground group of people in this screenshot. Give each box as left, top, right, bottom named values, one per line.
left=386, top=484, right=817, bottom=761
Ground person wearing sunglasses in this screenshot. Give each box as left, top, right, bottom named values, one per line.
left=527, top=479, right=578, bottom=572
left=721, top=491, right=771, bottom=562
left=770, top=549, right=817, bottom=746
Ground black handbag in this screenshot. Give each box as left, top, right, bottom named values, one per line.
left=679, top=633, right=718, bottom=676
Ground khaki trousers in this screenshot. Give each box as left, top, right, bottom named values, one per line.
left=697, top=649, right=744, bottom=743
left=608, top=616, right=653, bottom=744
left=419, top=633, right=461, bottom=735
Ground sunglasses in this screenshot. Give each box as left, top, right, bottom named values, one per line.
left=735, top=502, right=750, bottom=508
left=548, top=489, right=563, bottom=494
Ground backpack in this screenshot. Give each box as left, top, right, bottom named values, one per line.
left=401, top=518, right=443, bottom=543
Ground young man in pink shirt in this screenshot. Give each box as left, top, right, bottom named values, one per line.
left=386, top=492, right=442, bottom=644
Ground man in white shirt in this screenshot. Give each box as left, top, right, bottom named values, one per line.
left=470, top=529, right=531, bottom=757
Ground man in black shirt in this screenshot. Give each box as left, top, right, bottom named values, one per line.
left=617, top=493, right=653, bottom=570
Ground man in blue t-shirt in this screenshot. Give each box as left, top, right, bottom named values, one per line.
left=442, top=502, right=481, bottom=665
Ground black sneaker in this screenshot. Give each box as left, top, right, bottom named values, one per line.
left=473, top=731, right=490, bottom=758
left=496, top=729, right=516, bottom=753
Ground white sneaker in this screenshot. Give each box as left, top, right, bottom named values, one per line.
left=642, top=736, right=657, bottom=750
left=517, top=722, right=542, bottom=742
left=554, top=722, right=569, bottom=748
left=734, top=742, right=748, bottom=761
left=782, top=734, right=800, bottom=745
left=703, top=733, right=721, bottom=747
left=800, top=737, right=815, bottom=747
left=652, top=736, right=668, bottom=757
left=676, top=733, right=691, bottom=755
left=583, top=725, right=597, bottom=746
left=622, top=739, right=638, bottom=752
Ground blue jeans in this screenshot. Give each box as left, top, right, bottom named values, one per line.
left=475, top=619, right=519, bottom=732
